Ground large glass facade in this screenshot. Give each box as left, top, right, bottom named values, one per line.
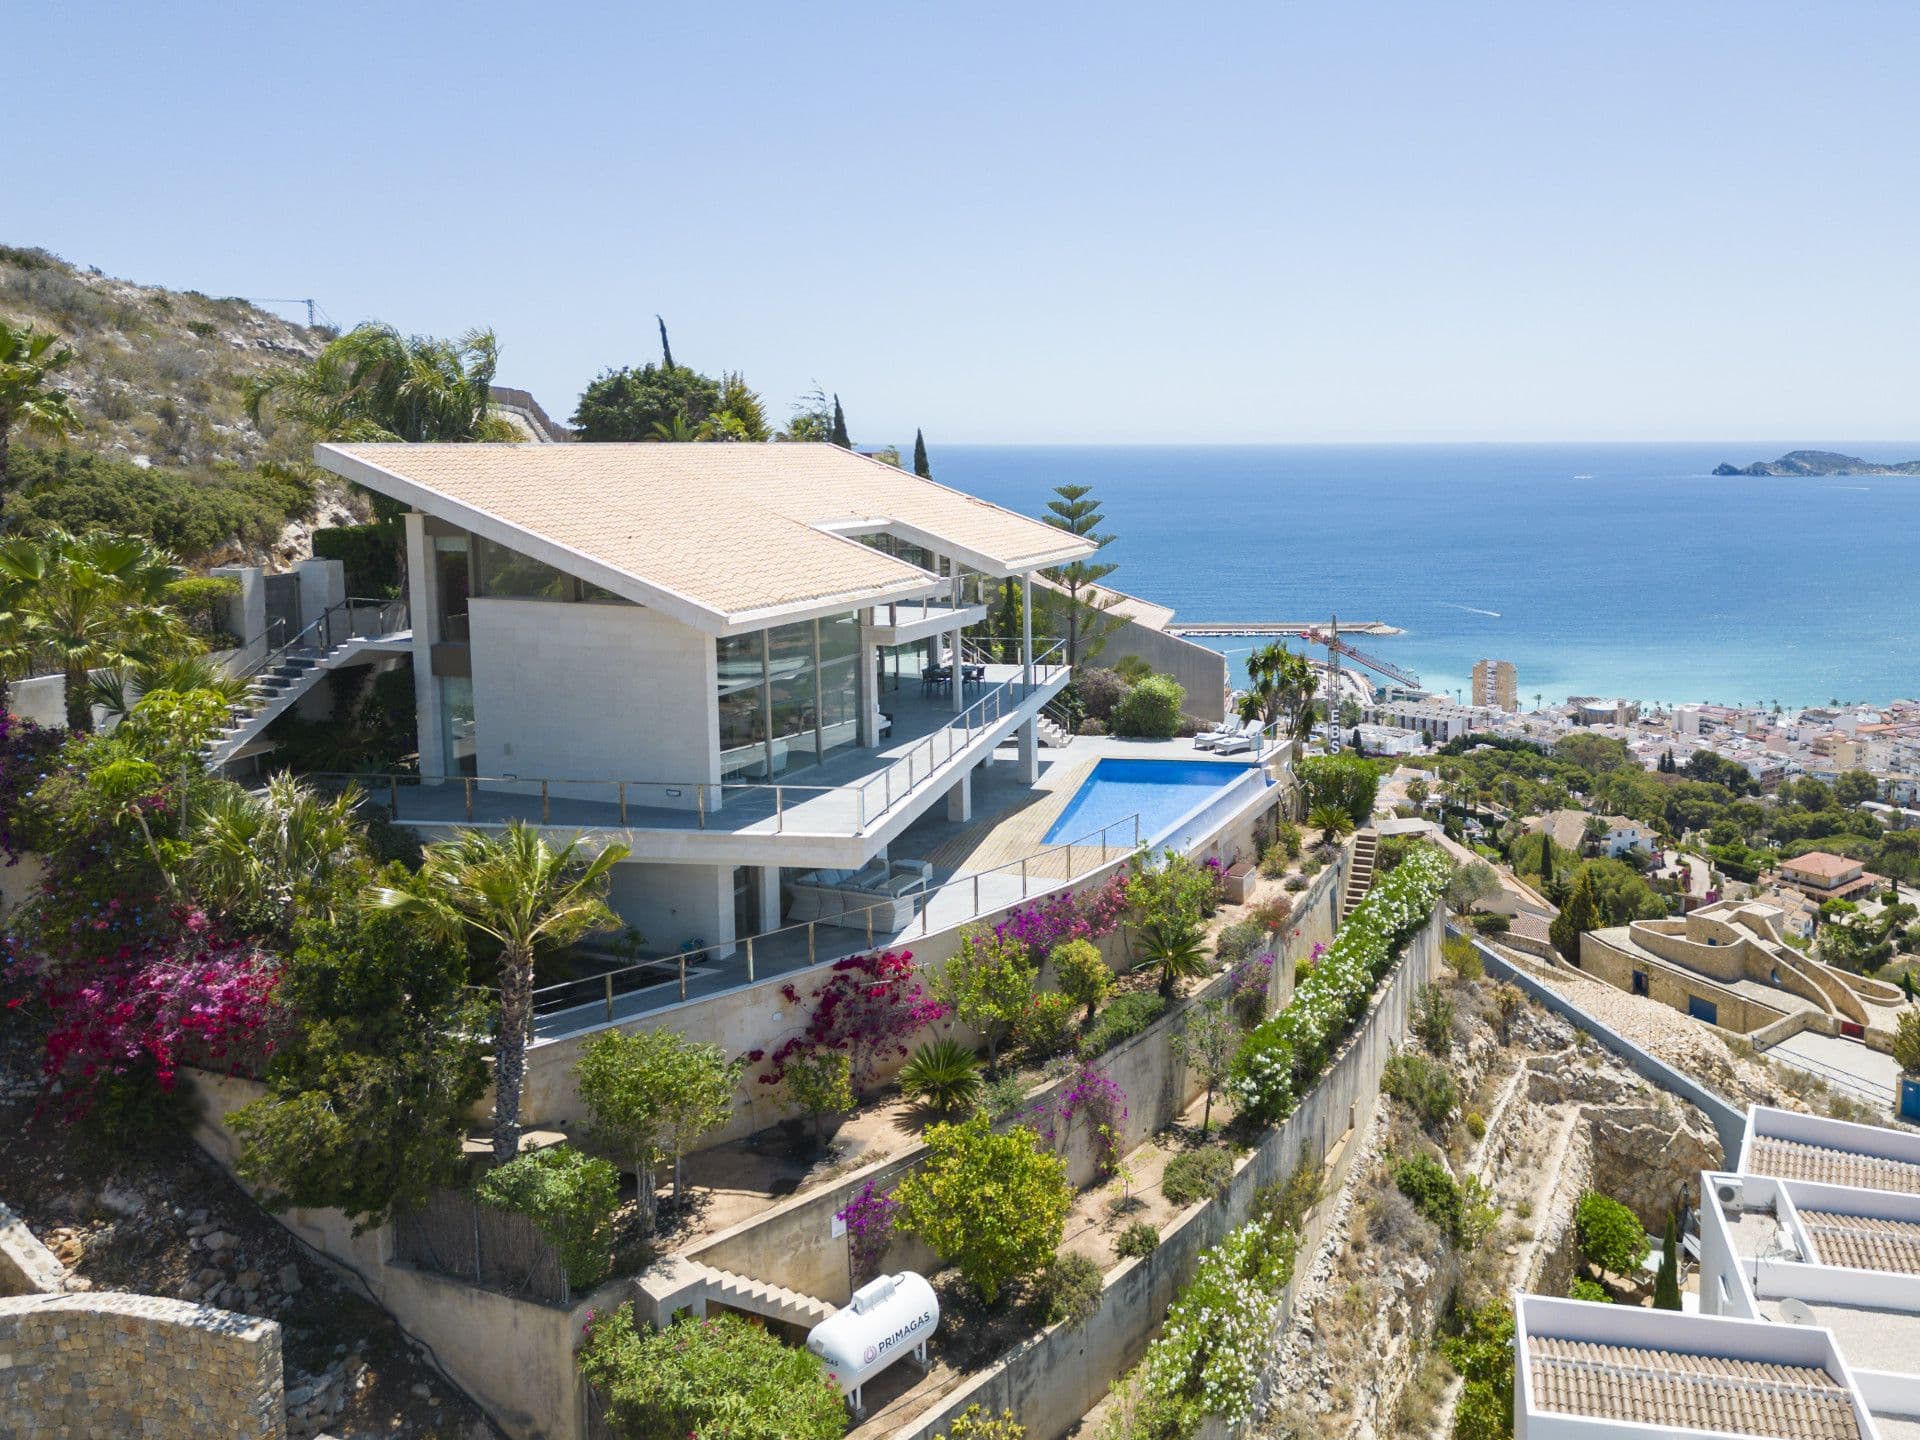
left=716, top=612, right=864, bottom=781
left=440, top=676, right=477, bottom=775
left=433, top=535, right=471, bottom=642
left=471, top=535, right=629, bottom=604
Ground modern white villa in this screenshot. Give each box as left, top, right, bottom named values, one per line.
left=305, top=442, right=1281, bottom=1034
left=1514, top=1104, right=1920, bottom=1440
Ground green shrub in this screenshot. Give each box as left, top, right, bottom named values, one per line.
left=935, top=1404, right=1028, bottom=1440
left=1115, top=1221, right=1161, bottom=1260
left=1442, top=933, right=1484, bottom=980
left=1014, top=990, right=1082, bottom=1059
left=981, top=1072, right=1031, bottom=1120
left=900, top=1037, right=983, bottom=1114
left=164, top=574, right=240, bottom=640
left=1161, top=1146, right=1235, bottom=1208
left=1283, top=873, right=1309, bottom=892
left=476, top=1145, right=620, bottom=1290
left=1568, top=1275, right=1611, bottom=1303
left=1393, top=1153, right=1463, bottom=1239
left=1078, top=991, right=1167, bottom=1058
left=1411, top=984, right=1456, bottom=1055
left=1252, top=1157, right=1325, bottom=1235
left=1033, top=1251, right=1104, bottom=1328
left=1443, top=1303, right=1516, bottom=1440
left=1112, top=674, right=1186, bottom=738
left=1471, top=912, right=1511, bottom=936
left=1464, top=1110, right=1487, bottom=1140
left=577, top=1303, right=845, bottom=1440
left=1893, top=1009, right=1920, bottom=1077
left=1051, top=938, right=1114, bottom=1019
left=1297, top=754, right=1380, bottom=827
left=1574, top=1191, right=1649, bottom=1276
left=1214, top=918, right=1272, bottom=968
left=894, top=1114, right=1072, bottom=1303
left=312, top=522, right=401, bottom=596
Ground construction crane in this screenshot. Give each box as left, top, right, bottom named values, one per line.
left=1302, top=623, right=1421, bottom=691
left=244, top=297, right=329, bottom=329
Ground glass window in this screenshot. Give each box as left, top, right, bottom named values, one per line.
left=717, top=632, right=767, bottom=777
left=768, top=621, right=818, bottom=768
left=440, top=676, right=477, bottom=776
left=474, top=535, right=570, bottom=600
left=817, top=612, right=861, bottom=761
left=433, top=535, right=471, bottom=643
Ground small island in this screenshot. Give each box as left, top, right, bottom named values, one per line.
left=1712, top=448, right=1920, bottom=477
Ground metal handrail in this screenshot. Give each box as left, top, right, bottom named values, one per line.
left=515, top=807, right=1147, bottom=1026
left=233, top=595, right=408, bottom=688
left=306, top=647, right=1071, bottom=836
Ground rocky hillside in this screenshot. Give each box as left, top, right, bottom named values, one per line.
left=0, top=243, right=325, bottom=470
left=1713, top=448, right=1920, bottom=477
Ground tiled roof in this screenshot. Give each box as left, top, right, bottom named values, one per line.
left=317, top=443, right=1095, bottom=629
left=1800, top=1209, right=1920, bottom=1275
left=1747, top=1136, right=1920, bottom=1197
left=1526, top=1336, right=1862, bottom=1439
left=1783, top=851, right=1861, bottom=880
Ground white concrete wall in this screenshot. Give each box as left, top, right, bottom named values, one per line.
left=606, top=860, right=733, bottom=958
left=8, top=675, right=67, bottom=729
left=469, top=598, right=717, bottom=795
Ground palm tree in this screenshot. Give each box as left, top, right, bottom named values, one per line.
left=1139, top=918, right=1211, bottom=999
left=0, top=529, right=191, bottom=731
left=85, top=653, right=249, bottom=726
left=245, top=323, right=521, bottom=444
left=186, top=774, right=364, bottom=932
left=0, top=319, right=81, bottom=519
left=371, top=823, right=630, bottom=1160
left=1309, top=803, right=1357, bottom=841
left=1238, top=642, right=1319, bottom=741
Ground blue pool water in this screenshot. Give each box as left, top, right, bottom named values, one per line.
left=1043, top=758, right=1255, bottom=847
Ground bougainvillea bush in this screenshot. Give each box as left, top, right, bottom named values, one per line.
left=992, top=872, right=1129, bottom=960
left=756, top=948, right=945, bottom=1097
left=834, top=1178, right=899, bottom=1287
left=1228, top=844, right=1450, bottom=1124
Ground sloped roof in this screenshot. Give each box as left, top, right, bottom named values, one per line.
left=1800, top=1208, right=1920, bottom=1276
left=1748, top=1136, right=1920, bottom=1197
left=315, top=442, right=1094, bottom=633
left=1526, top=1336, right=1862, bottom=1439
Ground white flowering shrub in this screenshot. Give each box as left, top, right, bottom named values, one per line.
left=1139, top=1219, right=1297, bottom=1432
left=1228, top=843, right=1449, bottom=1124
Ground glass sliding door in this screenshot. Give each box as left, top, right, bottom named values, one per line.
left=717, top=632, right=769, bottom=779
left=818, top=611, right=861, bottom=762
left=767, top=620, right=817, bottom=771
left=714, top=611, right=865, bottom=782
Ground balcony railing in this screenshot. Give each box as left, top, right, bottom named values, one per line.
left=295, top=641, right=1069, bottom=839
left=520, top=808, right=1145, bottom=1033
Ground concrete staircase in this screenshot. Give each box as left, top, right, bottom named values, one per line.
left=204, top=648, right=333, bottom=769
left=1340, top=828, right=1379, bottom=922
left=1037, top=713, right=1075, bottom=748
left=703, top=1266, right=836, bottom=1329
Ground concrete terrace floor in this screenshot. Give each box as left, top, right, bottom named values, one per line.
left=529, top=732, right=1263, bottom=1040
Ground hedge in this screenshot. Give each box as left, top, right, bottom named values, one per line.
left=1228, top=843, right=1450, bottom=1124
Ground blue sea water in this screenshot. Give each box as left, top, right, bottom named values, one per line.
left=932, top=443, right=1920, bottom=710
left=1044, top=758, right=1255, bottom=846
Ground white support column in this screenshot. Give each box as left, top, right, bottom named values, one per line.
left=856, top=630, right=879, bottom=748
left=950, top=560, right=966, bottom=714
left=404, top=512, right=447, bottom=779
left=755, top=865, right=782, bottom=934
left=946, top=766, right=973, bottom=823
left=1018, top=719, right=1040, bottom=783
left=1021, top=572, right=1034, bottom=688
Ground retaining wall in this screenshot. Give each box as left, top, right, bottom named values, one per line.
left=880, top=908, right=1444, bottom=1440
left=0, top=1291, right=284, bottom=1440
left=0, top=1203, right=65, bottom=1298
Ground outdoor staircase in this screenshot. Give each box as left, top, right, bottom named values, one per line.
left=1340, top=828, right=1379, bottom=921
left=202, top=598, right=409, bottom=770
left=1037, top=713, right=1075, bottom=748
left=703, top=1266, right=837, bottom=1330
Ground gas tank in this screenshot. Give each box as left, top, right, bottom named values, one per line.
left=806, top=1272, right=939, bottom=1395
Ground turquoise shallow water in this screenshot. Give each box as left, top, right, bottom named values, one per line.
left=1044, top=758, right=1255, bottom=846
left=932, top=443, right=1920, bottom=709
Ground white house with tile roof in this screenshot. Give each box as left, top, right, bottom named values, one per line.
left=311, top=441, right=1095, bottom=965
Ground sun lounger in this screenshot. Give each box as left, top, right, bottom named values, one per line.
left=1195, top=716, right=1247, bottom=750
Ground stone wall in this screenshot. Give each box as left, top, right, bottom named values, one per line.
left=0, top=1204, right=65, bottom=1298
left=0, top=1291, right=283, bottom=1439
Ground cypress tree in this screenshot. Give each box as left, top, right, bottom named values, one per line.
left=913, top=428, right=931, bottom=477
left=656, top=315, right=674, bottom=370
left=1539, top=833, right=1555, bottom=888
left=1550, top=866, right=1598, bottom=963
left=830, top=394, right=851, bottom=448
left=1654, top=1214, right=1682, bottom=1310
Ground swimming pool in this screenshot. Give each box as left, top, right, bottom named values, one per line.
left=1043, top=758, right=1259, bottom=848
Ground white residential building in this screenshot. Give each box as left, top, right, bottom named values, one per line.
left=1516, top=1104, right=1920, bottom=1440
left=1364, top=697, right=1492, bottom=745
left=310, top=441, right=1097, bottom=968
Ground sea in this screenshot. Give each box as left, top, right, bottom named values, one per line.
left=928, top=442, right=1920, bottom=711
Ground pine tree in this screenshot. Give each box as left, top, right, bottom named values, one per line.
left=1040, top=484, right=1121, bottom=668
left=656, top=315, right=674, bottom=371
left=912, top=428, right=931, bottom=477
left=830, top=394, right=851, bottom=448
left=1654, top=1214, right=1682, bottom=1310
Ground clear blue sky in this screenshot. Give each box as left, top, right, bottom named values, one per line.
left=14, top=2, right=1919, bottom=444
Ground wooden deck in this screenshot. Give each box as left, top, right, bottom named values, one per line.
left=923, top=759, right=1098, bottom=877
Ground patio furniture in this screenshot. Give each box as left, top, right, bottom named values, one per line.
left=1213, top=727, right=1257, bottom=755
left=877, top=711, right=894, bottom=739
left=1194, top=716, right=1247, bottom=751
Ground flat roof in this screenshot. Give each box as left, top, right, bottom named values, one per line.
left=1525, top=1334, right=1864, bottom=1439
left=315, top=442, right=1095, bottom=634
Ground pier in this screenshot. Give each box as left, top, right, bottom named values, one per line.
left=1166, top=620, right=1403, bottom=638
